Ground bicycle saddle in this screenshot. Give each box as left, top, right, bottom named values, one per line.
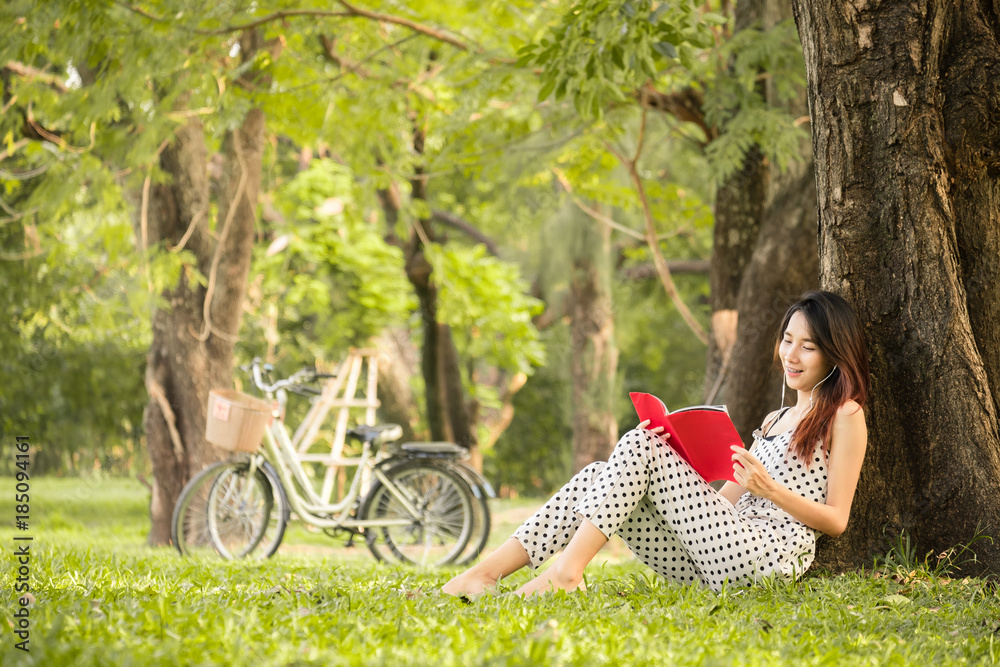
left=345, top=424, right=403, bottom=446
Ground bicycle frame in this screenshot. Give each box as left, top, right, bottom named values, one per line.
left=259, top=415, right=422, bottom=531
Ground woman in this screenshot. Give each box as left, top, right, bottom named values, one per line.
left=443, top=290, right=869, bottom=596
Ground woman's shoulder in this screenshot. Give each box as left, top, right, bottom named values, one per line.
left=836, top=400, right=864, bottom=418
left=831, top=400, right=867, bottom=439
left=759, top=408, right=782, bottom=428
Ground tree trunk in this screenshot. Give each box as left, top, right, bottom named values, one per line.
left=373, top=327, right=421, bottom=443
left=403, top=159, right=478, bottom=458
left=725, top=165, right=818, bottom=444
left=142, top=104, right=265, bottom=545
left=706, top=147, right=767, bottom=404
left=569, top=209, right=618, bottom=472
left=791, top=0, right=1000, bottom=572
left=704, top=0, right=820, bottom=442
left=704, top=0, right=771, bottom=403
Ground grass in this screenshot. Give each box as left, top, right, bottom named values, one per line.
left=1, top=477, right=998, bottom=666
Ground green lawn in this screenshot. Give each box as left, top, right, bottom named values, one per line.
left=1, top=477, right=998, bottom=665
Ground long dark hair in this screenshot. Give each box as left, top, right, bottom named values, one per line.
left=774, top=291, right=870, bottom=458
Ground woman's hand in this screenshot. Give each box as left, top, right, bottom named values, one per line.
left=730, top=445, right=777, bottom=499
left=637, top=420, right=667, bottom=437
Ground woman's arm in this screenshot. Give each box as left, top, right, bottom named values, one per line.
left=718, top=409, right=782, bottom=506
left=730, top=401, right=867, bottom=536
left=718, top=480, right=748, bottom=505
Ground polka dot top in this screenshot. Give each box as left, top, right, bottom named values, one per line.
left=734, top=413, right=829, bottom=577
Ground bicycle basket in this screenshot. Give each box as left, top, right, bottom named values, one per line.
left=205, top=389, right=273, bottom=452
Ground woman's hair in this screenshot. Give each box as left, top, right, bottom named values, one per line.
left=774, top=290, right=870, bottom=457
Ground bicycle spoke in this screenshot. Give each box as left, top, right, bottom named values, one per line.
left=361, top=463, right=474, bottom=566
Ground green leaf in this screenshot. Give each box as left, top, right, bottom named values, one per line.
left=652, top=41, right=677, bottom=60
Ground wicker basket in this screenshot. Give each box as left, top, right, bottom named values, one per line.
left=205, top=389, right=273, bottom=452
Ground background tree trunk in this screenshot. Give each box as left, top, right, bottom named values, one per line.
left=725, top=165, right=818, bottom=443
left=791, top=0, right=1000, bottom=571
left=706, top=147, right=767, bottom=404
left=373, top=327, right=421, bottom=443
left=404, top=161, right=477, bottom=456
left=569, top=208, right=618, bottom=472
left=378, top=147, right=478, bottom=464
left=704, top=0, right=819, bottom=442
left=142, top=119, right=215, bottom=546
left=142, top=32, right=267, bottom=544
left=143, top=107, right=265, bottom=544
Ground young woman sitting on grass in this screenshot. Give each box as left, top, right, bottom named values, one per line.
left=443, top=290, right=869, bottom=597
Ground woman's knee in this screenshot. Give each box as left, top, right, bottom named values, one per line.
left=576, top=461, right=607, bottom=483
left=616, top=428, right=659, bottom=454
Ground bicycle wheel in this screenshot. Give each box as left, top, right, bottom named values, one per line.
left=172, top=459, right=289, bottom=559
left=360, top=461, right=475, bottom=567
left=207, top=461, right=289, bottom=559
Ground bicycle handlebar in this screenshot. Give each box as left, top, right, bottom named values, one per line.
left=248, top=358, right=324, bottom=396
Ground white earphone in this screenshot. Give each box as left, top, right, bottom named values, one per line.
left=779, top=364, right=838, bottom=410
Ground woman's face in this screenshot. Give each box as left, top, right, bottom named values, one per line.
left=779, top=311, right=834, bottom=392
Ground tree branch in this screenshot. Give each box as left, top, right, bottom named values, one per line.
left=605, top=106, right=709, bottom=345
left=193, top=130, right=247, bottom=343
left=3, top=61, right=69, bottom=93
left=332, top=0, right=472, bottom=52
left=319, top=34, right=372, bottom=78
left=637, top=83, right=714, bottom=142
left=430, top=209, right=500, bottom=256
left=619, top=260, right=710, bottom=279
left=114, top=0, right=473, bottom=51
left=194, top=10, right=352, bottom=35
left=145, top=372, right=186, bottom=463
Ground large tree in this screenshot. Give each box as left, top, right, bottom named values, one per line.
left=142, top=32, right=268, bottom=543
left=791, top=0, right=1000, bottom=571
left=3, top=0, right=549, bottom=540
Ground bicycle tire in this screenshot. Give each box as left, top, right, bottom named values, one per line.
left=172, top=459, right=289, bottom=559
left=360, top=461, right=475, bottom=567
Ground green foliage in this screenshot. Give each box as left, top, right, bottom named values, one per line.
left=702, top=20, right=808, bottom=125
left=701, top=19, right=809, bottom=180
left=517, top=0, right=718, bottom=119
left=244, top=160, right=414, bottom=366
left=0, top=180, right=149, bottom=475
left=2, top=479, right=1000, bottom=666
left=614, top=273, right=711, bottom=431
left=518, top=1, right=807, bottom=183
left=488, top=326, right=574, bottom=495
left=426, top=243, right=545, bottom=376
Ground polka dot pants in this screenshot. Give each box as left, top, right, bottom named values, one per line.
left=513, top=428, right=796, bottom=591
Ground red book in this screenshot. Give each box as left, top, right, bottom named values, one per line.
left=629, top=392, right=743, bottom=484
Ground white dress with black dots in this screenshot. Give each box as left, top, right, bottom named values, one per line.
left=512, top=411, right=828, bottom=591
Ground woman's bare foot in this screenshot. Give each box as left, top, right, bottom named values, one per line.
left=513, top=565, right=584, bottom=597
left=440, top=538, right=531, bottom=598
left=440, top=571, right=499, bottom=597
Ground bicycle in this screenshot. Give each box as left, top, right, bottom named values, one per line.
left=171, top=359, right=492, bottom=567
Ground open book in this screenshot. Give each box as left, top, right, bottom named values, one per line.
left=629, top=392, right=744, bottom=484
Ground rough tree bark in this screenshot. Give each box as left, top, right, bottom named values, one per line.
left=142, top=34, right=267, bottom=545
left=791, top=0, right=1000, bottom=571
